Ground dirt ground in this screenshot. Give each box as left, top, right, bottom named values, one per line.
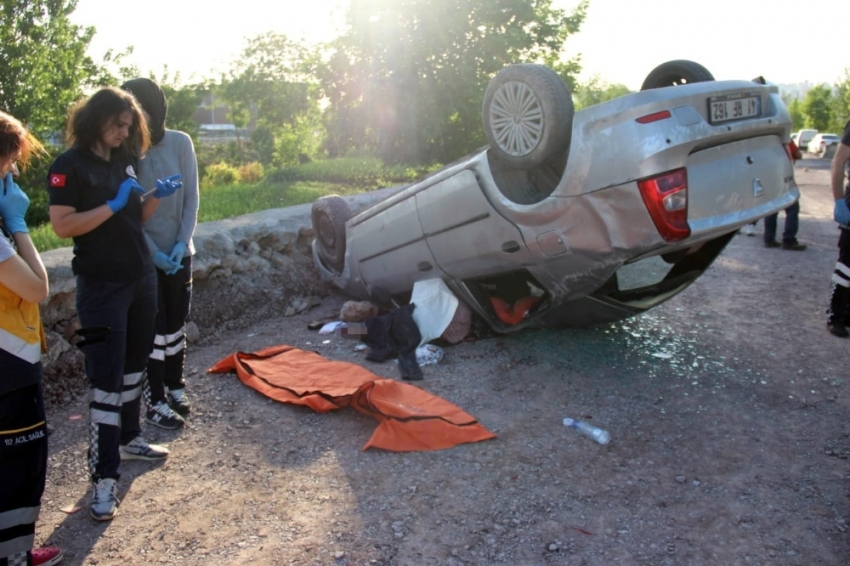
left=34, top=157, right=849, bottom=566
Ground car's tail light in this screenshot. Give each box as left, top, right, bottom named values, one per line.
left=635, top=110, right=671, bottom=124
left=638, top=168, right=690, bottom=242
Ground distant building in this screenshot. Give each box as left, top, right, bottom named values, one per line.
left=193, top=93, right=255, bottom=145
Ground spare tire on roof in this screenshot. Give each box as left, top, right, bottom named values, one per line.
left=482, top=63, right=574, bottom=169
left=640, top=60, right=714, bottom=91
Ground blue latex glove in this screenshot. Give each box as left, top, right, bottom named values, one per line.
left=168, top=241, right=187, bottom=265
left=165, top=262, right=183, bottom=276
left=152, top=174, right=182, bottom=199
left=166, top=242, right=186, bottom=275
left=0, top=173, right=30, bottom=233
left=152, top=251, right=181, bottom=273
left=107, top=177, right=145, bottom=213
left=835, top=199, right=850, bottom=225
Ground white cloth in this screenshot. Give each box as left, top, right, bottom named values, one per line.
left=410, top=279, right=458, bottom=347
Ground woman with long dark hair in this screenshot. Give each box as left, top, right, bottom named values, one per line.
left=48, top=87, right=181, bottom=521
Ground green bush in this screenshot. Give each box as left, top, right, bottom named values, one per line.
left=237, top=162, right=264, bottom=183
left=195, top=140, right=260, bottom=180
left=202, top=162, right=240, bottom=189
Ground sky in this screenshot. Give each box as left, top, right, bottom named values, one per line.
left=70, top=0, right=849, bottom=91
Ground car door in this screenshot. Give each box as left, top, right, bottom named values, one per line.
left=415, top=170, right=535, bottom=279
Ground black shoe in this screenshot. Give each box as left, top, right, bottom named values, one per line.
left=167, top=389, right=191, bottom=416
left=145, top=401, right=186, bottom=429
left=781, top=240, right=807, bottom=251
left=828, top=323, right=849, bottom=338
left=764, top=240, right=781, bottom=248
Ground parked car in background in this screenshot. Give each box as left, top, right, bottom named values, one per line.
left=794, top=129, right=818, bottom=152
left=312, top=60, right=799, bottom=331
left=807, top=133, right=840, bottom=156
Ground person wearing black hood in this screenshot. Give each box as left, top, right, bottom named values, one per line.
left=121, top=78, right=199, bottom=429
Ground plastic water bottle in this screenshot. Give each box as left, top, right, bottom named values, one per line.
left=563, top=417, right=610, bottom=445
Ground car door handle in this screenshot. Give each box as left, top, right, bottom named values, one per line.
left=417, top=261, right=433, bottom=272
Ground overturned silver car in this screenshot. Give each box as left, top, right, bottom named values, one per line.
left=311, top=60, right=799, bottom=331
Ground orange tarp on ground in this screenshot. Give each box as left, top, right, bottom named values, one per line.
left=207, top=345, right=496, bottom=451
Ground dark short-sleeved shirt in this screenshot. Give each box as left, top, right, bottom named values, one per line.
left=48, top=149, right=152, bottom=281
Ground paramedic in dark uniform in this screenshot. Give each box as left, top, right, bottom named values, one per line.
left=827, top=119, right=850, bottom=337
left=0, top=110, right=63, bottom=566
left=47, top=87, right=181, bottom=521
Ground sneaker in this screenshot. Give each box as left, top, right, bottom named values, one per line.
left=743, top=223, right=756, bottom=236
left=764, top=240, right=781, bottom=248
left=828, top=323, right=849, bottom=338
left=781, top=240, right=807, bottom=251
left=90, top=478, right=120, bottom=521
left=145, top=400, right=185, bottom=430
left=31, top=546, right=63, bottom=566
left=167, top=388, right=191, bottom=416
left=119, top=436, right=169, bottom=461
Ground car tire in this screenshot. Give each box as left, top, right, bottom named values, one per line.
left=483, top=64, right=573, bottom=169
left=640, top=60, right=715, bottom=90
left=311, top=195, right=350, bottom=273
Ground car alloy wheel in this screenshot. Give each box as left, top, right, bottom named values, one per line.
left=483, top=64, right=573, bottom=169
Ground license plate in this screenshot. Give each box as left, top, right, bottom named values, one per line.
left=708, top=93, right=761, bottom=124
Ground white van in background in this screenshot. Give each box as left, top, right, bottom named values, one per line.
left=793, top=129, right=818, bottom=152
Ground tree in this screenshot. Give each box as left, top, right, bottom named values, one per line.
left=782, top=95, right=805, bottom=131
left=574, top=76, right=632, bottom=111
left=0, top=0, right=101, bottom=135
left=218, top=33, right=322, bottom=166
left=802, top=84, right=833, bottom=132
left=321, top=0, right=588, bottom=164
left=829, top=69, right=850, bottom=133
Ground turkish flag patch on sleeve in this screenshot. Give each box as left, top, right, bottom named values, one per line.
left=49, top=174, right=66, bottom=188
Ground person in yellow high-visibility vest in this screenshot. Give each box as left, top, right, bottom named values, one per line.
left=0, top=110, right=63, bottom=566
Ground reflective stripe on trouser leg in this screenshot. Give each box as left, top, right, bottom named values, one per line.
left=148, top=257, right=192, bottom=400
left=89, top=387, right=120, bottom=480
left=119, top=269, right=158, bottom=445
left=828, top=229, right=850, bottom=325
left=0, top=383, right=47, bottom=561
left=828, top=263, right=850, bottom=325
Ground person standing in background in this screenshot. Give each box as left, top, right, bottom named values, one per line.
left=744, top=76, right=806, bottom=250
left=762, top=135, right=806, bottom=250
left=0, top=110, right=63, bottom=565
left=47, top=87, right=182, bottom=521
left=121, top=78, right=199, bottom=427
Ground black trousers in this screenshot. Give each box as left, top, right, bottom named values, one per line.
left=76, top=268, right=157, bottom=481
left=145, top=256, right=192, bottom=405
left=827, top=228, right=850, bottom=325
left=0, top=382, right=47, bottom=564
